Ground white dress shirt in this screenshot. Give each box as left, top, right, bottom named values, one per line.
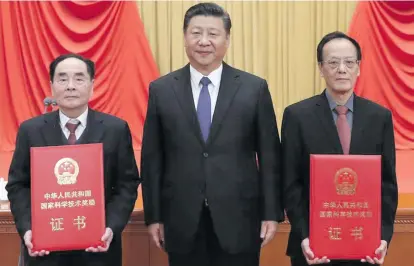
left=190, top=64, right=223, bottom=122
left=59, top=108, right=88, bottom=140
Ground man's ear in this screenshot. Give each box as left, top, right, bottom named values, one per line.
left=50, top=81, right=55, bottom=97
left=318, top=63, right=324, bottom=78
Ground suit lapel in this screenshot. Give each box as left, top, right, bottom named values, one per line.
left=77, top=109, right=105, bottom=144
left=315, top=92, right=343, bottom=153
left=207, top=63, right=240, bottom=145
left=40, top=109, right=105, bottom=146
left=171, top=64, right=205, bottom=146
left=349, top=96, right=365, bottom=154
left=41, top=111, right=65, bottom=146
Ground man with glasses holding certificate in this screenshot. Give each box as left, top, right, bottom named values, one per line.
left=281, top=31, right=398, bottom=266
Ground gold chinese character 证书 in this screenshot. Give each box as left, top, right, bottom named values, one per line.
left=50, top=218, right=64, bottom=231
left=328, top=227, right=342, bottom=240
left=73, top=216, right=87, bottom=230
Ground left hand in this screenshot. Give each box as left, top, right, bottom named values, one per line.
left=85, top=228, right=114, bottom=252
left=260, top=221, right=278, bottom=247
left=361, top=240, right=387, bottom=264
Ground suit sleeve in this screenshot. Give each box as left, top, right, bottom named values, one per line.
left=281, top=107, right=308, bottom=240
left=256, top=80, right=284, bottom=222
left=381, top=110, right=398, bottom=244
left=5, top=123, right=31, bottom=239
left=141, top=83, right=164, bottom=225
left=106, top=122, right=140, bottom=235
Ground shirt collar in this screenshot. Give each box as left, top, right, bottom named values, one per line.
left=59, top=108, right=88, bottom=127
left=190, top=63, right=223, bottom=89
left=325, top=90, right=354, bottom=112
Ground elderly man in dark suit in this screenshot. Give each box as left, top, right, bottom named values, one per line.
left=281, top=31, right=398, bottom=266
left=7, top=53, right=140, bottom=266
left=140, top=3, right=284, bottom=266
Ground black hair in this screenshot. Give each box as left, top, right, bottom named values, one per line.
left=317, top=31, right=362, bottom=62
left=183, top=2, right=232, bottom=34
left=49, top=53, right=95, bottom=82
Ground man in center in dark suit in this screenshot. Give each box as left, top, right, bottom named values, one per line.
left=140, top=3, right=284, bottom=266
left=6, top=53, right=140, bottom=266
left=281, top=31, right=398, bottom=266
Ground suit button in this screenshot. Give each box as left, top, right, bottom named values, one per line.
left=203, top=152, right=209, bottom=158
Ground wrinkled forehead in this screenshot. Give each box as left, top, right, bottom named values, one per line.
left=322, top=39, right=357, bottom=60
left=54, top=58, right=90, bottom=78
left=187, top=15, right=226, bottom=32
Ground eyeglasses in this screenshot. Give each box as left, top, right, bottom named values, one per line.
left=321, top=59, right=359, bottom=70
left=54, top=76, right=88, bottom=87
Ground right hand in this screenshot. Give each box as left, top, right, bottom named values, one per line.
left=301, top=238, right=330, bottom=265
left=148, top=223, right=164, bottom=250
left=24, top=230, right=50, bottom=257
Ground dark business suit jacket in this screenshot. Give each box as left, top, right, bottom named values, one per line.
left=6, top=108, right=140, bottom=266
left=141, top=62, right=284, bottom=254
left=281, top=91, right=398, bottom=256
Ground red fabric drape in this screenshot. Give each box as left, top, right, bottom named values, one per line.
left=348, top=2, right=414, bottom=150
left=0, top=2, right=159, bottom=177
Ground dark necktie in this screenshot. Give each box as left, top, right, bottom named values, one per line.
left=66, top=121, right=80, bottom=145
left=197, top=77, right=212, bottom=142
left=335, top=106, right=351, bottom=154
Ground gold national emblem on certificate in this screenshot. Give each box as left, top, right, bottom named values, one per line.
left=54, top=158, right=79, bottom=185
left=334, top=167, right=357, bottom=196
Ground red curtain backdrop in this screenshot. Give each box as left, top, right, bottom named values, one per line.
left=348, top=1, right=414, bottom=193
left=348, top=1, right=414, bottom=151
left=0, top=1, right=159, bottom=177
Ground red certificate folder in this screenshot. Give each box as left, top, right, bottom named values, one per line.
left=309, top=154, right=381, bottom=260
left=30, top=143, right=105, bottom=252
